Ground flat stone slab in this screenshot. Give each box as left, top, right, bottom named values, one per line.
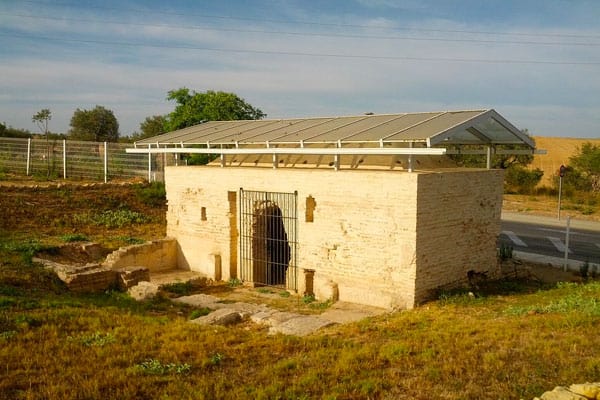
left=173, top=294, right=221, bottom=308
left=268, top=315, right=335, bottom=337
left=190, top=308, right=243, bottom=326
left=178, top=294, right=386, bottom=336
left=320, top=301, right=387, bottom=324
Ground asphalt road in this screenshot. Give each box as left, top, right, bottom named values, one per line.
left=499, top=216, right=600, bottom=264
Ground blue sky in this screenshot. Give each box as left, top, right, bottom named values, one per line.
left=1, top=0, right=599, bottom=137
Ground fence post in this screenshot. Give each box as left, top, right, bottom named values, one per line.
left=103, top=142, right=108, bottom=183
left=563, top=216, right=571, bottom=272
left=63, top=139, right=67, bottom=179
left=26, top=138, right=31, bottom=176
left=148, top=144, right=152, bottom=181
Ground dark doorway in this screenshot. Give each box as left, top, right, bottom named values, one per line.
left=239, top=189, right=297, bottom=290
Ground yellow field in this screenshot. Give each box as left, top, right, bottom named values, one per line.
left=531, top=136, right=600, bottom=186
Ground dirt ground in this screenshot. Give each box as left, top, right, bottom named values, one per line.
left=0, top=176, right=165, bottom=246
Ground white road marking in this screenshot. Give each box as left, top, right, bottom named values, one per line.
left=548, top=237, right=572, bottom=253
left=502, top=231, right=527, bottom=247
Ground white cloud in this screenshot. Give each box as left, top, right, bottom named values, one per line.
left=1, top=2, right=599, bottom=137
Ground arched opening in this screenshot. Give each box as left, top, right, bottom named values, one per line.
left=251, top=201, right=291, bottom=286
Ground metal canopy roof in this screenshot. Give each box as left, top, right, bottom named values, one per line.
left=133, top=109, right=535, bottom=150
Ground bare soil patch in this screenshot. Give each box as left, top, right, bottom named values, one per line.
left=0, top=179, right=166, bottom=245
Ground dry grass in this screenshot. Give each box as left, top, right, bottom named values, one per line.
left=2, top=263, right=600, bottom=399
left=531, top=136, right=600, bottom=187
left=1, top=181, right=600, bottom=399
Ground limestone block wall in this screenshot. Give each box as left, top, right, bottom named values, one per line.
left=166, top=166, right=419, bottom=309
left=413, top=170, right=504, bottom=303
left=103, top=238, right=177, bottom=272
left=165, top=166, right=503, bottom=309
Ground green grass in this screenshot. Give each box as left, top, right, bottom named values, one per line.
left=60, top=233, right=89, bottom=242
left=73, top=209, right=150, bottom=228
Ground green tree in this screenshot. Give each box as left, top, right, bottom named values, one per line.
left=569, top=142, right=600, bottom=192
left=0, top=123, right=33, bottom=138
left=165, top=88, right=265, bottom=131
left=69, top=105, right=120, bottom=142
left=130, top=115, right=167, bottom=141
left=32, top=109, right=53, bottom=178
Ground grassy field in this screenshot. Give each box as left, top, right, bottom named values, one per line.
left=1, top=182, right=600, bottom=399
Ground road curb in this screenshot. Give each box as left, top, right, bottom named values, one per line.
left=513, top=250, right=600, bottom=273
left=502, top=212, right=600, bottom=231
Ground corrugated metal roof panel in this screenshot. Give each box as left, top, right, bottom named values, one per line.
left=134, top=109, right=535, bottom=150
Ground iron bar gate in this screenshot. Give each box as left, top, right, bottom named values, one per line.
left=239, top=189, right=298, bottom=291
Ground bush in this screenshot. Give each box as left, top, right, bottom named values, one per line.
left=504, top=166, right=543, bottom=194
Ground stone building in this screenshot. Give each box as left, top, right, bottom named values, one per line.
left=129, top=109, right=538, bottom=309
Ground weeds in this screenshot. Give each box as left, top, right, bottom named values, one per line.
left=135, top=181, right=166, bottom=206
left=228, top=278, right=242, bottom=287
left=113, top=236, right=146, bottom=245
left=60, top=233, right=89, bottom=242
left=209, top=353, right=224, bottom=366
left=189, top=308, right=211, bottom=320
left=69, top=331, right=116, bottom=347
left=134, top=359, right=191, bottom=375
left=0, top=330, right=17, bottom=340
left=309, top=299, right=333, bottom=310
left=74, top=209, right=150, bottom=228
left=162, top=281, right=194, bottom=296
left=505, top=281, right=600, bottom=316
left=302, top=294, right=315, bottom=304
left=498, top=243, right=514, bottom=261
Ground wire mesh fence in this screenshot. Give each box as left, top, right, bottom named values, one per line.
left=0, top=137, right=172, bottom=182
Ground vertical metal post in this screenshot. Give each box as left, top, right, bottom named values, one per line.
left=564, top=216, right=571, bottom=272
left=63, top=139, right=67, bottom=179
left=26, top=138, right=31, bottom=176
left=147, top=144, right=152, bottom=182
left=221, top=153, right=226, bottom=167
left=103, top=141, right=108, bottom=183
left=486, top=145, right=492, bottom=169
left=557, top=176, right=563, bottom=220
left=408, top=142, right=413, bottom=172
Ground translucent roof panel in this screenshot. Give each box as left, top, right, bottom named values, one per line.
left=134, top=109, right=535, bottom=150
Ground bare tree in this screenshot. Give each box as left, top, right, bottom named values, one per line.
left=32, top=109, right=52, bottom=178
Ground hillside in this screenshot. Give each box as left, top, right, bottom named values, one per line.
left=531, top=136, right=600, bottom=187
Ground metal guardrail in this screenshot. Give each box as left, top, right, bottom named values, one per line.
left=0, top=137, right=173, bottom=182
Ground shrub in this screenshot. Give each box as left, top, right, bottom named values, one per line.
left=504, top=166, right=543, bottom=194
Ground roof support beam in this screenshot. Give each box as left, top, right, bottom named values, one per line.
left=126, top=147, right=447, bottom=156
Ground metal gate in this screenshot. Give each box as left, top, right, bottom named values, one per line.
left=239, top=189, right=298, bottom=291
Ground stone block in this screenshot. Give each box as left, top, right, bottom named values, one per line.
left=128, top=281, right=160, bottom=301
left=116, top=266, right=150, bottom=290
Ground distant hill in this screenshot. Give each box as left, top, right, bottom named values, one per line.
left=531, top=136, right=600, bottom=187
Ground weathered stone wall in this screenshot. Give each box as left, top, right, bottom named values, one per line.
left=165, top=166, right=502, bottom=309
left=103, top=238, right=177, bottom=272
left=414, top=169, right=504, bottom=303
